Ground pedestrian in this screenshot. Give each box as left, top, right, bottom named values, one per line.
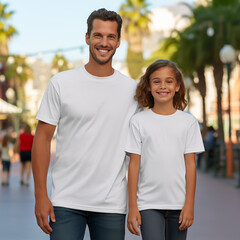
left=126, top=59, right=205, bottom=240
left=32, top=8, right=138, bottom=240
left=18, top=124, right=34, bottom=186
left=0, top=134, right=13, bottom=186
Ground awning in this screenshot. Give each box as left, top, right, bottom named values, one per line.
left=0, top=98, right=22, bottom=114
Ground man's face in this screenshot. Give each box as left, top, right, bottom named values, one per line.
left=86, top=19, right=120, bottom=65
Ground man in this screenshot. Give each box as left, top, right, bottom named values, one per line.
left=32, top=8, right=138, bottom=240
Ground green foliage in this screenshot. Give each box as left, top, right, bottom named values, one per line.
left=212, top=0, right=239, bottom=7
left=3, top=55, right=33, bottom=107
left=126, top=48, right=144, bottom=80
left=51, top=53, right=71, bottom=74
left=4, top=56, right=32, bottom=84
left=119, top=0, right=151, bottom=35
left=0, top=2, right=17, bottom=55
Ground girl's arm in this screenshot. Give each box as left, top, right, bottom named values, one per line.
left=179, top=152, right=196, bottom=231
left=127, top=153, right=141, bottom=236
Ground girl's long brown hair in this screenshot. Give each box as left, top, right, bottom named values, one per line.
left=2, top=135, right=10, bottom=147
left=135, top=59, right=187, bottom=110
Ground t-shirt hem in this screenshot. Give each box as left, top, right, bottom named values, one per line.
left=138, top=205, right=184, bottom=211
left=52, top=201, right=127, bottom=214
left=36, top=115, right=58, bottom=126
left=185, top=147, right=205, bottom=154
left=125, top=148, right=141, bottom=155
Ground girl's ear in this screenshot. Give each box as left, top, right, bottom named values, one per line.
left=175, top=83, right=180, bottom=92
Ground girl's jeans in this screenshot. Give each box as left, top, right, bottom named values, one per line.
left=140, top=209, right=188, bottom=240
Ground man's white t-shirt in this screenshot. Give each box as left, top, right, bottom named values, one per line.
left=37, top=66, right=138, bottom=214
left=125, top=109, right=204, bottom=211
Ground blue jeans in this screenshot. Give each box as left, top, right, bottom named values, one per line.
left=50, top=207, right=125, bottom=240
left=140, top=209, right=187, bottom=240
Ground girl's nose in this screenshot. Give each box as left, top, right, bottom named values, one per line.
left=160, top=83, right=166, bottom=88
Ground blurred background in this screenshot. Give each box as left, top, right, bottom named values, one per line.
left=0, top=0, right=240, bottom=239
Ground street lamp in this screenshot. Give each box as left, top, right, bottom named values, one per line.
left=219, top=44, right=236, bottom=178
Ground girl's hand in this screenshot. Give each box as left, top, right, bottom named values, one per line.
left=179, top=203, right=194, bottom=231
left=127, top=207, right=141, bottom=236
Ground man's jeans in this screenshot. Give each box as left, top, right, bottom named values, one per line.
left=50, top=207, right=125, bottom=240
left=140, top=209, right=188, bottom=240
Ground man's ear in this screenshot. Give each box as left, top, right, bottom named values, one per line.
left=85, top=33, right=90, bottom=45
left=116, top=38, right=121, bottom=49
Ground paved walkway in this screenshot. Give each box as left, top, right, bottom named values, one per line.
left=0, top=162, right=240, bottom=240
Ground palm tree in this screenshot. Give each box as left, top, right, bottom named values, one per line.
left=4, top=56, right=33, bottom=108
left=192, top=0, right=240, bottom=140
left=0, top=2, right=17, bottom=56
left=51, top=53, right=72, bottom=76
left=119, top=0, right=151, bottom=80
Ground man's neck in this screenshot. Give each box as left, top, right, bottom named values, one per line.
left=85, top=61, right=114, bottom=77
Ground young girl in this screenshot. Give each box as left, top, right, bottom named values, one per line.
left=1, top=135, right=13, bottom=186
left=126, top=59, right=204, bottom=240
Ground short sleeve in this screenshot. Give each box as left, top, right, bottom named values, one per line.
left=185, top=119, right=205, bottom=154
left=125, top=117, right=142, bottom=155
left=36, top=80, right=61, bottom=126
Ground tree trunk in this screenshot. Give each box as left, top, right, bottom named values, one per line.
left=0, top=43, right=9, bottom=56
left=196, top=66, right=207, bottom=137
left=127, top=27, right=142, bottom=53
left=213, top=60, right=224, bottom=141
left=126, top=27, right=144, bottom=80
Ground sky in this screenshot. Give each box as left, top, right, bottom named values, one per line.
left=5, top=0, right=194, bottom=62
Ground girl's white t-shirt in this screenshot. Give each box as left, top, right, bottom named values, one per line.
left=37, top=66, right=138, bottom=214
left=125, top=109, right=205, bottom=210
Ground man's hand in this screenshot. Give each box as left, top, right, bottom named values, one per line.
left=35, top=196, right=55, bottom=234
left=127, top=207, right=141, bottom=236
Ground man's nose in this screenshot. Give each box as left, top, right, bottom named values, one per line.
left=100, top=37, right=108, bottom=47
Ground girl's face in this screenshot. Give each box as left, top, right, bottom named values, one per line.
left=149, top=66, right=180, bottom=107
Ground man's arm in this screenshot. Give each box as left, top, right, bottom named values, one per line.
left=32, top=121, right=56, bottom=234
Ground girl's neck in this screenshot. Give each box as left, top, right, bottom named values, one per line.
left=152, top=103, right=177, bottom=116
